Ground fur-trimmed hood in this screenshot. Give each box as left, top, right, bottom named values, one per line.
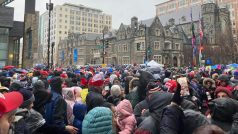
left=203, top=78, right=216, bottom=89
left=129, top=77, right=139, bottom=92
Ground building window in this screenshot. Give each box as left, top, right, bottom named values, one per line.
left=154, top=41, right=160, bottom=50
left=153, top=55, right=162, bottom=64
left=175, top=43, right=180, bottom=50
left=155, top=29, right=160, bottom=36
left=122, top=44, right=128, bottom=52
left=164, top=42, right=171, bottom=49
left=65, top=15, right=68, bottom=18
left=122, top=56, right=130, bottom=64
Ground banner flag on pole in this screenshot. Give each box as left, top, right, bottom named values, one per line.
left=191, top=8, right=196, bottom=67
left=73, top=48, right=78, bottom=63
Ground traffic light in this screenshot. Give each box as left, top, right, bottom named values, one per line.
left=105, top=40, right=109, bottom=48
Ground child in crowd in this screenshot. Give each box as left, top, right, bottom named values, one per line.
left=116, top=99, right=137, bottom=134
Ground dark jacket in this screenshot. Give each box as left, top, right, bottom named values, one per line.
left=33, top=81, right=52, bottom=115
left=73, top=103, right=87, bottom=134
left=44, top=90, right=68, bottom=128
left=209, top=98, right=238, bottom=132
left=125, top=87, right=140, bottom=109
left=135, top=91, right=173, bottom=134
left=134, top=99, right=149, bottom=126
left=160, top=104, right=184, bottom=134
left=183, top=109, right=210, bottom=134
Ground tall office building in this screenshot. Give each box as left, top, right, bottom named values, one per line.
left=156, top=0, right=238, bottom=44
left=39, top=3, right=112, bottom=65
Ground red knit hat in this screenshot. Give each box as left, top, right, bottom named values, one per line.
left=40, top=71, right=49, bottom=76
left=89, top=74, right=104, bottom=87
left=60, top=73, right=68, bottom=79
left=165, top=80, right=177, bottom=93
left=80, top=78, right=88, bottom=87
left=215, top=86, right=233, bottom=98
left=0, top=92, right=23, bottom=117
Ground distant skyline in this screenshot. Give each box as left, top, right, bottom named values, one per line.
left=8, top=0, right=167, bottom=29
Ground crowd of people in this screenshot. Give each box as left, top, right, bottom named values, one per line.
left=0, top=64, right=238, bottom=134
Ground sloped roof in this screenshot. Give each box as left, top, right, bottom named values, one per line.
left=83, top=33, right=102, bottom=40
left=159, top=4, right=201, bottom=26
left=140, top=18, right=154, bottom=27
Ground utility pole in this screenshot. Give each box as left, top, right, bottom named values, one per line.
left=145, top=24, right=148, bottom=63
left=51, top=42, right=55, bottom=69
left=102, top=30, right=105, bottom=64
left=46, top=0, right=53, bottom=69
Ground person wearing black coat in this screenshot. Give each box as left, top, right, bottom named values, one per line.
left=208, top=97, right=238, bottom=132
left=160, top=83, right=184, bottom=134
left=134, top=91, right=173, bottom=134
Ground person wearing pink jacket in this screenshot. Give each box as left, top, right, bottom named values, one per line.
left=116, top=99, right=137, bottom=134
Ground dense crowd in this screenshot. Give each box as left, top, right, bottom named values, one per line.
left=0, top=64, right=238, bottom=134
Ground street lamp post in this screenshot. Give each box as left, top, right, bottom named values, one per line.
left=46, top=0, right=53, bottom=69
left=51, top=42, right=55, bottom=69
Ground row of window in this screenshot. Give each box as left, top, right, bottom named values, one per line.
left=117, top=55, right=163, bottom=64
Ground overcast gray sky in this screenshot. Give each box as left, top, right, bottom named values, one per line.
left=8, top=0, right=166, bottom=29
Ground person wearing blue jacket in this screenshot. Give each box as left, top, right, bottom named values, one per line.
left=73, top=103, right=87, bottom=134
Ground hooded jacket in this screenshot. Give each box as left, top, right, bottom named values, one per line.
left=183, top=109, right=210, bottom=134
left=82, top=107, right=114, bottom=134
left=160, top=104, right=184, bottom=134
left=209, top=98, right=238, bottom=132
left=116, top=100, right=137, bottom=134
left=126, top=78, right=140, bottom=108
left=135, top=91, right=173, bottom=134
left=33, top=80, right=52, bottom=115
left=138, top=71, right=155, bottom=102
left=73, top=103, right=87, bottom=134
left=62, top=87, right=76, bottom=125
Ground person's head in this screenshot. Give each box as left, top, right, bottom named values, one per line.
left=218, top=75, right=229, bottom=87
left=50, top=77, right=63, bottom=94
left=233, top=71, right=238, bottom=80
left=86, top=92, right=105, bottom=112
left=0, top=92, right=23, bottom=133
left=19, top=89, right=35, bottom=109
left=88, top=74, right=104, bottom=94
left=33, top=70, right=41, bottom=77
left=212, top=73, right=219, bottom=81
left=215, top=87, right=232, bottom=98
left=116, top=99, right=133, bottom=119
left=110, top=85, right=121, bottom=98
left=113, top=78, right=120, bottom=85
left=33, top=80, right=45, bottom=91
left=193, top=125, right=225, bottom=134
left=40, top=71, right=48, bottom=79
left=82, top=107, right=113, bottom=134
left=0, top=76, right=11, bottom=88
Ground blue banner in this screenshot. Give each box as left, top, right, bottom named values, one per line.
left=73, top=48, right=78, bottom=63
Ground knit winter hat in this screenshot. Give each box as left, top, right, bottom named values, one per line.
left=165, top=80, right=177, bottom=93
left=110, top=85, right=121, bottom=97
left=60, top=73, right=68, bottom=79
left=89, top=74, right=104, bottom=87
left=19, top=89, right=35, bottom=108
left=234, top=71, right=238, bottom=76
left=82, top=107, right=113, bottom=134
left=215, top=86, right=233, bottom=98
left=0, top=92, right=23, bottom=117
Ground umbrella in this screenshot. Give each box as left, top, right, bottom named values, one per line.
left=3, top=66, right=15, bottom=70
left=15, top=69, right=28, bottom=74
